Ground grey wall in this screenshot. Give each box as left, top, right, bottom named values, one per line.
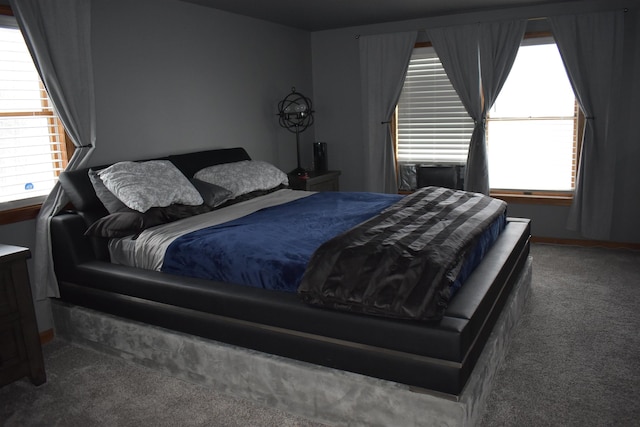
left=311, top=0, right=640, bottom=243
left=91, top=0, right=314, bottom=169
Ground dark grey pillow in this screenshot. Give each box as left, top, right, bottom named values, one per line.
left=84, top=212, right=155, bottom=238
left=88, top=169, right=134, bottom=214
left=85, top=204, right=214, bottom=239
left=190, top=178, right=233, bottom=208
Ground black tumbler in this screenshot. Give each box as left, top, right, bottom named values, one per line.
left=313, top=142, right=328, bottom=172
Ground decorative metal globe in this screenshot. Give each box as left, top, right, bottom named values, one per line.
left=278, top=87, right=314, bottom=133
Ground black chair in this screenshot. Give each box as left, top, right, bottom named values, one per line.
left=416, top=165, right=460, bottom=190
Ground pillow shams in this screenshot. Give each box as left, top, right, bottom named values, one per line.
left=98, top=160, right=203, bottom=213
left=193, top=160, right=288, bottom=198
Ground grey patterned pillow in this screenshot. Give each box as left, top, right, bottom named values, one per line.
left=98, top=160, right=203, bottom=213
left=193, top=160, right=289, bottom=199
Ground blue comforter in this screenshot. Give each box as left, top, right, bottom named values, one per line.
left=161, top=192, right=403, bottom=292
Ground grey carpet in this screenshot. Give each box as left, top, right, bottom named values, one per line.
left=0, top=338, right=324, bottom=427
left=480, top=243, right=640, bottom=427
left=1, top=243, right=639, bottom=426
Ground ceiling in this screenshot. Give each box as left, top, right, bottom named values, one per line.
left=181, top=0, right=563, bottom=31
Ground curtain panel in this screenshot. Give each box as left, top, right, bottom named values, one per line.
left=550, top=11, right=624, bottom=240
left=359, top=31, right=417, bottom=193
left=427, top=20, right=526, bottom=195
left=427, top=25, right=484, bottom=193
left=10, top=0, right=96, bottom=299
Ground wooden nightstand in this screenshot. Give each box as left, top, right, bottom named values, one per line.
left=0, top=244, right=46, bottom=387
left=288, top=170, right=341, bottom=192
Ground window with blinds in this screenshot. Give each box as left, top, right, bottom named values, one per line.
left=396, top=45, right=474, bottom=166
left=397, top=37, right=579, bottom=194
left=0, top=21, right=68, bottom=208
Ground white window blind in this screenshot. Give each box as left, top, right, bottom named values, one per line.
left=397, top=46, right=474, bottom=165
left=0, top=22, right=67, bottom=207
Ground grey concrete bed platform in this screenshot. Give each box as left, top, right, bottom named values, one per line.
left=52, top=256, right=531, bottom=427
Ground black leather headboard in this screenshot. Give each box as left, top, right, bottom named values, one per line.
left=168, top=147, right=251, bottom=179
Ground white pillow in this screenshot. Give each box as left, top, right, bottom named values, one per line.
left=194, top=160, right=288, bottom=198
left=98, top=160, right=203, bottom=213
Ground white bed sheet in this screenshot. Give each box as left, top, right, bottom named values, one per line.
left=108, top=189, right=313, bottom=271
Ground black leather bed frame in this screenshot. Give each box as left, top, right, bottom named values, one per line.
left=50, top=147, right=531, bottom=396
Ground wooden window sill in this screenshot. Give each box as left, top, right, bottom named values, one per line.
left=490, top=192, right=573, bottom=206
left=0, top=204, right=41, bottom=225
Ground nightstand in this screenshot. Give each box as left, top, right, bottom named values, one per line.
left=288, top=170, right=341, bottom=192
left=0, top=244, right=46, bottom=387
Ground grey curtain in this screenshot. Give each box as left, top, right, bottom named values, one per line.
left=10, top=0, right=96, bottom=299
left=550, top=11, right=624, bottom=240
left=427, top=20, right=526, bottom=195
left=359, top=31, right=417, bottom=193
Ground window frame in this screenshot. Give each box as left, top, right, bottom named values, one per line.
left=0, top=5, right=72, bottom=225
left=487, top=31, right=583, bottom=204
left=394, top=34, right=584, bottom=205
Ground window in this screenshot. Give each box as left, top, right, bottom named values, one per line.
left=396, top=34, right=580, bottom=198
left=0, top=13, right=69, bottom=214
left=487, top=35, right=578, bottom=192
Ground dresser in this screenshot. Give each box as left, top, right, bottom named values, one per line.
left=0, top=244, right=46, bottom=387
left=288, top=170, right=341, bottom=192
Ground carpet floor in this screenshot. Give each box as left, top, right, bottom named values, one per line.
left=480, top=243, right=640, bottom=427
left=1, top=243, right=639, bottom=426
left=0, top=338, right=324, bottom=427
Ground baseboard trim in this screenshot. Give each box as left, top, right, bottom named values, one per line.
left=39, top=328, right=54, bottom=345
left=531, top=236, right=640, bottom=251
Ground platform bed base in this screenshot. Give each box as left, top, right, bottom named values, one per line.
left=52, top=257, right=531, bottom=427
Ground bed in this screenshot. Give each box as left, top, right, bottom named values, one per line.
left=50, top=147, right=531, bottom=405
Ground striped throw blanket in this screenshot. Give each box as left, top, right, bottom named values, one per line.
left=297, top=186, right=507, bottom=321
